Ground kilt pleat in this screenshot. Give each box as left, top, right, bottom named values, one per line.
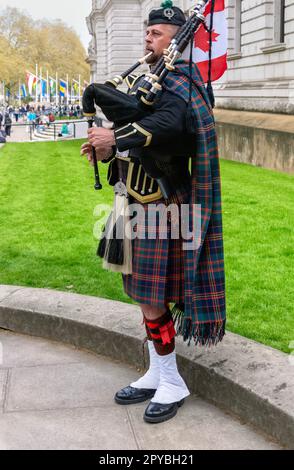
left=122, top=188, right=190, bottom=308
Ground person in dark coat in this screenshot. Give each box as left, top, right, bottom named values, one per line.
left=81, top=1, right=226, bottom=424
left=4, top=112, right=12, bottom=137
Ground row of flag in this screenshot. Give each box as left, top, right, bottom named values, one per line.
left=24, top=71, right=88, bottom=101
left=2, top=75, right=89, bottom=103
left=2, top=0, right=228, bottom=103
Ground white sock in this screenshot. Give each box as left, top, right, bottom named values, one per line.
left=151, top=351, right=190, bottom=404
left=130, top=341, right=160, bottom=389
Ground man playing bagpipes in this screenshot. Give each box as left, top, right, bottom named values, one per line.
left=81, top=0, right=226, bottom=424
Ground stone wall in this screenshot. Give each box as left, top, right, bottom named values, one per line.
left=215, top=0, right=294, bottom=114
left=214, top=109, right=294, bottom=172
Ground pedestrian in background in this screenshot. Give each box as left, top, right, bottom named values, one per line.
left=4, top=112, right=12, bottom=137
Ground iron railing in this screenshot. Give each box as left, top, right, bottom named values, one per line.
left=6, top=119, right=87, bottom=141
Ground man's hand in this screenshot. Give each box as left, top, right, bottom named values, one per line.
left=88, top=127, right=115, bottom=150
left=80, top=142, right=112, bottom=166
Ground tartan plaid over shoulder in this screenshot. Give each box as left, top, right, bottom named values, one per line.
left=163, top=60, right=226, bottom=346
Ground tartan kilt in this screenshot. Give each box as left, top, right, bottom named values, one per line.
left=122, top=186, right=191, bottom=308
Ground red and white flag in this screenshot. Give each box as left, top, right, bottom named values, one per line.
left=182, top=0, right=228, bottom=83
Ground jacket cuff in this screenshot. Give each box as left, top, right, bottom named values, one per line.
left=101, top=145, right=116, bottom=163
left=114, top=123, right=152, bottom=151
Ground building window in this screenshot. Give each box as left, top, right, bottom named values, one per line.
left=261, top=0, right=286, bottom=54
left=228, top=0, right=242, bottom=60
left=275, top=0, right=285, bottom=44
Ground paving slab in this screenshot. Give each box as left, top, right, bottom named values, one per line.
left=5, top=360, right=138, bottom=413
left=127, top=400, right=279, bottom=450
left=0, top=329, right=104, bottom=368
left=0, top=406, right=136, bottom=451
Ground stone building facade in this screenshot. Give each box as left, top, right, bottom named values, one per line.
left=218, top=0, right=294, bottom=114
left=86, top=0, right=294, bottom=114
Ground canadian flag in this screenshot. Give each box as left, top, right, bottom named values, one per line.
left=182, top=0, right=228, bottom=83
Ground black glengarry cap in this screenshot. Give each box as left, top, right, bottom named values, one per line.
left=148, top=1, right=186, bottom=27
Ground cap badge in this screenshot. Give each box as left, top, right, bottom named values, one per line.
left=163, top=8, right=175, bottom=20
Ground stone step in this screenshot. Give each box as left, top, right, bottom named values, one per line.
left=32, top=132, right=71, bottom=141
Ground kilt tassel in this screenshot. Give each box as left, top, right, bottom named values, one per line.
left=170, top=303, right=226, bottom=347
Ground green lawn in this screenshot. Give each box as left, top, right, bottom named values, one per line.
left=0, top=141, right=293, bottom=353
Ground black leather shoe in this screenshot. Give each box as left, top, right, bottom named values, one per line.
left=114, top=386, right=156, bottom=405
left=143, top=399, right=185, bottom=423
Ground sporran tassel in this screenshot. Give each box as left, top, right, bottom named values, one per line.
left=97, top=182, right=132, bottom=275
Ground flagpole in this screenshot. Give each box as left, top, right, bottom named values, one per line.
left=47, top=70, right=49, bottom=104
left=40, top=67, right=43, bottom=104
left=56, top=72, right=58, bottom=107
left=18, top=79, right=21, bottom=107
left=35, top=64, right=38, bottom=107
left=79, top=74, right=81, bottom=107
left=66, top=73, right=69, bottom=107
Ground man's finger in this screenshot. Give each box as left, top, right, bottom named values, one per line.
left=81, top=147, right=90, bottom=156
left=81, top=144, right=88, bottom=151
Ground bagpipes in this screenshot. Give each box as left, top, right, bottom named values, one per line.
left=82, top=0, right=211, bottom=192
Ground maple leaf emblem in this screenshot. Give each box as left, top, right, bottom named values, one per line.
left=194, top=26, right=220, bottom=53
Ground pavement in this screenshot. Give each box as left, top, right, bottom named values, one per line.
left=0, top=329, right=282, bottom=450
left=6, top=124, right=32, bottom=143
left=0, top=285, right=293, bottom=449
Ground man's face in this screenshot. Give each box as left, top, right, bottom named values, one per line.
left=145, top=24, right=179, bottom=65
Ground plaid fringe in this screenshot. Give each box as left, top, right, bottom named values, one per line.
left=170, top=303, right=226, bottom=347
